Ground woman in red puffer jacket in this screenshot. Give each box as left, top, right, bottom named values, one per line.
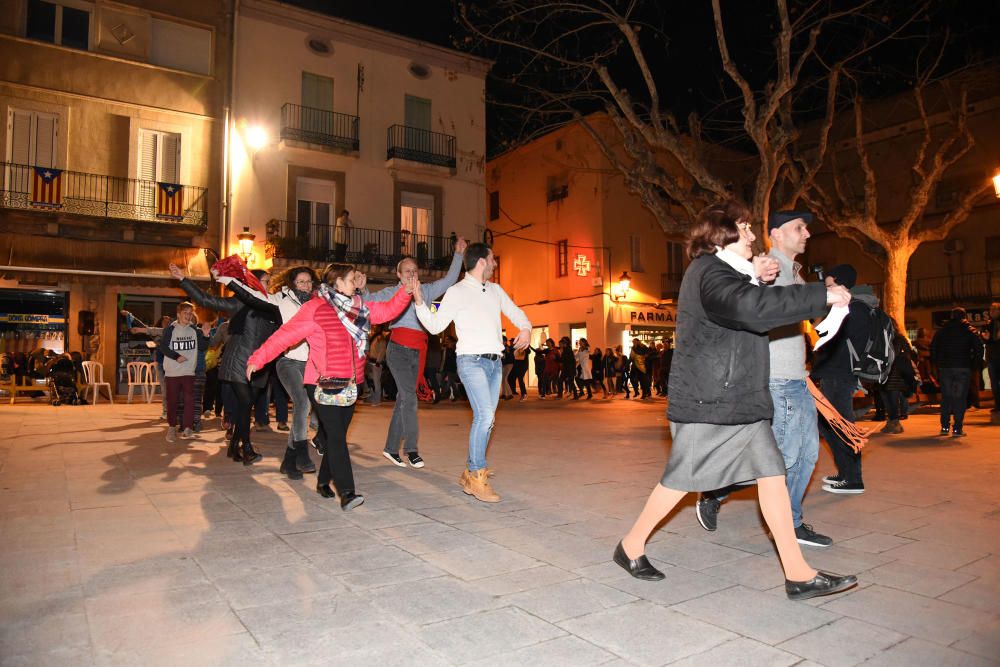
left=248, top=264, right=414, bottom=510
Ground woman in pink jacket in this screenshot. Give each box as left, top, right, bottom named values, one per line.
left=248, top=264, right=413, bottom=510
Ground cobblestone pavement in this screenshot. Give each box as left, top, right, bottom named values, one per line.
left=1, top=396, right=998, bottom=666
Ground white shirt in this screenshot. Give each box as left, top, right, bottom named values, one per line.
left=415, top=275, right=531, bottom=356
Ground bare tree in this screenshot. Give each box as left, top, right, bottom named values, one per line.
left=804, top=76, right=994, bottom=329
left=457, top=0, right=921, bottom=235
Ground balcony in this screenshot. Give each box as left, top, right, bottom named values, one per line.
left=266, top=219, right=456, bottom=270
left=904, top=272, right=999, bottom=307
left=386, top=125, right=456, bottom=169
left=280, top=104, right=359, bottom=152
left=0, top=162, right=206, bottom=226
left=660, top=273, right=683, bottom=300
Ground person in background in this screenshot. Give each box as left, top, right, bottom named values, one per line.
left=544, top=340, right=561, bottom=398
left=931, top=307, right=984, bottom=437
left=559, top=337, right=577, bottom=399
left=366, top=328, right=389, bottom=406
left=880, top=334, right=917, bottom=434
left=424, top=331, right=443, bottom=403
left=532, top=342, right=549, bottom=399
left=440, top=335, right=460, bottom=402
left=511, top=342, right=530, bottom=401
left=500, top=338, right=515, bottom=400
left=592, top=346, right=608, bottom=399
left=333, top=209, right=352, bottom=262
left=576, top=338, right=593, bottom=400
left=616, top=344, right=631, bottom=398
left=158, top=301, right=209, bottom=442
left=986, top=302, right=1000, bottom=412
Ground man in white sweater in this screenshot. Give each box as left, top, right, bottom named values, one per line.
left=414, top=243, right=531, bottom=502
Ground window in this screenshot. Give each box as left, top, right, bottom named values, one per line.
left=296, top=177, right=336, bottom=250
left=630, top=236, right=643, bottom=272
left=556, top=239, right=568, bottom=277
left=138, top=130, right=180, bottom=183
left=26, top=0, right=91, bottom=50
left=546, top=175, right=568, bottom=203
left=404, top=95, right=432, bottom=130
left=149, top=18, right=212, bottom=75
left=302, top=72, right=334, bottom=112
left=400, top=191, right=434, bottom=258
left=7, top=108, right=59, bottom=167
left=488, top=191, right=500, bottom=221
left=665, top=241, right=684, bottom=279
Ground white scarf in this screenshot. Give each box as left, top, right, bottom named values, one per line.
left=714, top=246, right=759, bottom=285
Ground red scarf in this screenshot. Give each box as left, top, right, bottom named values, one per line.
left=390, top=327, right=434, bottom=402
left=212, top=255, right=266, bottom=295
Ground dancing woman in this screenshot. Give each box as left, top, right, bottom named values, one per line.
left=614, top=199, right=858, bottom=601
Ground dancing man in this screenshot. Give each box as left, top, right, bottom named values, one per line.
left=412, top=242, right=531, bottom=502
left=364, top=237, right=467, bottom=469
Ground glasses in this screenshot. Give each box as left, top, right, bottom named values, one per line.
left=735, top=220, right=751, bottom=231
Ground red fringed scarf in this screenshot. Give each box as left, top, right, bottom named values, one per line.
left=390, top=327, right=435, bottom=402
left=212, top=255, right=267, bottom=295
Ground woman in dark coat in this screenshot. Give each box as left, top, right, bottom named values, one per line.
left=169, top=261, right=280, bottom=464
left=880, top=335, right=917, bottom=434
left=613, top=199, right=858, bottom=602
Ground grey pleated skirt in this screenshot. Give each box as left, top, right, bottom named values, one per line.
left=660, top=420, right=785, bottom=491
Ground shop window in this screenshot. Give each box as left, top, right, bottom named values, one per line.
left=556, top=239, right=568, bottom=277
left=26, top=0, right=91, bottom=51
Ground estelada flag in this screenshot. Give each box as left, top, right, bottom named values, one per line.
left=156, top=182, right=184, bottom=219
left=31, top=167, right=63, bottom=208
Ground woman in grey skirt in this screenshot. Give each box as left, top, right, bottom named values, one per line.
left=613, top=199, right=858, bottom=601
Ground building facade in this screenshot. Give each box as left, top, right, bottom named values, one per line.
left=230, top=0, right=491, bottom=283
left=0, top=0, right=229, bottom=389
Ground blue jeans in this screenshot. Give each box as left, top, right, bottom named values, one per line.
left=770, top=379, right=819, bottom=528
left=457, top=355, right=502, bottom=471
left=939, top=367, right=972, bottom=431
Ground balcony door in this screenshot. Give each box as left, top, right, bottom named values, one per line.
left=400, top=190, right=433, bottom=259
left=138, top=129, right=180, bottom=214
left=301, top=72, right=334, bottom=139
left=5, top=108, right=59, bottom=200
left=296, top=177, right=335, bottom=256
left=404, top=95, right=431, bottom=154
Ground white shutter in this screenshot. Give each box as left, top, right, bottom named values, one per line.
left=8, top=110, right=33, bottom=165
left=33, top=114, right=57, bottom=168
left=159, top=132, right=179, bottom=183
left=139, top=130, right=158, bottom=181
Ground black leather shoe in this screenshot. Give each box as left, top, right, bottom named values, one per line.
left=785, top=571, right=858, bottom=600
left=294, top=441, right=317, bottom=473
left=340, top=491, right=364, bottom=511
left=227, top=440, right=242, bottom=462
left=280, top=450, right=303, bottom=480
left=241, top=443, right=263, bottom=466
left=613, top=541, right=665, bottom=581
left=316, top=483, right=336, bottom=499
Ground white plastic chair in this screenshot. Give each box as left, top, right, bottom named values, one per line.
left=126, top=362, right=151, bottom=403
left=82, top=361, right=114, bottom=404
left=143, top=362, right=162, bottom=402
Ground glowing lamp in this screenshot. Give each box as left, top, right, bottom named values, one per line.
left=237, top=227, right=256, bottom=264
left=613, top=271, right=632, bottom=302
left=246, top=125, right=267, bottom=152
left=993, top=171, right=1000, bottom=199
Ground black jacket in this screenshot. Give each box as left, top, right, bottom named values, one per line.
left=667, top=254, right=827, bottom=425
left=930, top=318, right=984, bottom=370
left=179, top=278, right=280, bottom=386
left=810, top=287, right=880, bottom=382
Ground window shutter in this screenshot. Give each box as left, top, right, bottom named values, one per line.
left=139, top=130, right=158, bottom=181
left=8, top=110, right=33, bottom=165
left=160, top=132, right=180, bottom=183
left=33, top=114, right=57, bottom=168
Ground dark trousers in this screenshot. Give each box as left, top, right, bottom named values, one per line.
left=165, top=375, right=195, bottom=429
left=175, top=371, right=206, bottom=428
left=205, top=367, right=222, bottom=415
left=510, top=361, right=528, bottom=397
left=817, top=376, right=863, bottom=484
left=231, top=381, right=263, bottom=447
left=575, top=377, right=592, bottom=398
left=307, top=386, right=357, bottom=493
left=221, top=380, right=237, bottom=425
left=939, top=367, right=972, bottom=431
left=884, top=389, right=906, bottom=420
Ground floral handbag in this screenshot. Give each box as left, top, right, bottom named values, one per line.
left=314, top=375, right=358, bottom=407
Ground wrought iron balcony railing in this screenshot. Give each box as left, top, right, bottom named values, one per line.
left=280, top=104, right=360, bottom=152
left=904, top=271, right=999, bottom=307
left=266, top=219, right=456, bottom=270
left=386, top=124, right=456, bottom=168
left=0, top=162, right=206, bottom=226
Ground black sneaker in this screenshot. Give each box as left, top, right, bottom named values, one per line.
left=696, top=495, right=722, bottom=531
left=821, top=475, right=842, bottom=485
left=276, top=422, right=290, bottom=432
left=939, top=427, right=950, bottom=436
left=406, top=452, right=425, bottom=468
left=795, top=523, right=833, bottom=547
left=952, top=429, right=967, bottom=437
left=382, top=451, right=405, bottom=467
left=823, top=480, right=865, bottom=494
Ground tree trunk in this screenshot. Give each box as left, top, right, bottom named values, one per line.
left=881, top=243, right=916, bottom=333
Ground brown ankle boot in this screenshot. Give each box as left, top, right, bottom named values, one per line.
left=463, top=468, right=500, bottom=503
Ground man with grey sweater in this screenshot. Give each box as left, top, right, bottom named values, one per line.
left=696, top=211, right=832, bottom=547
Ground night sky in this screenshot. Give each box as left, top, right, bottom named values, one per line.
left=283, top=1, right=1000, bottom=155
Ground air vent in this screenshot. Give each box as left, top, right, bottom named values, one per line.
left=408, top=62, right=431, bottom=79
left=306, top=37, right=332, bottom=56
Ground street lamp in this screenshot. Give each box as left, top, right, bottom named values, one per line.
left=993, top=170, right=1000, bottom=199
left=237, top=226, right=256, bottom=265
left=245, top=125, right=267, bottom=152
left=612, top=271, right=632, bottom=302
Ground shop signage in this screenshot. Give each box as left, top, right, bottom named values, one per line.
left=0, top=314, right=66, bottom=324
left=573, top=254, right=591, bottom=276
left=611, top=305, right=677, bottom=326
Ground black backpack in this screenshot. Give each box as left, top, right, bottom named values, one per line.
left=847, top=305, right=896, bottom=384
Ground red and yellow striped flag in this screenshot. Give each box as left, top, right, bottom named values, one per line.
left=156, top=182, right=184, bottom=220
left=31, top=167, right=63, bottom=208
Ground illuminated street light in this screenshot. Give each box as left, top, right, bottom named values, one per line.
left=612, top=271, right=631, bottom=301
left=245, top=125, right=267, bottom=152
left=237, top=226, right=256, bottom=265
left=993, top=170, right=1000, bottom=199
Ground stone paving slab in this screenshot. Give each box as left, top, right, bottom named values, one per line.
left=2, top=401, right=999, bottom=665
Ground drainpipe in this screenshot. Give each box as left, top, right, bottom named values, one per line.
left=221, top=0, right=240, bottom=261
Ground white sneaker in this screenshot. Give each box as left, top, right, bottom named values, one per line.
left=180, top=428, right=194, bottom=439
left=166, top=426, right=177, bottom=442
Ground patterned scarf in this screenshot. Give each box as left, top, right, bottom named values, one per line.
left=318, top=283, right=370, bottom=358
